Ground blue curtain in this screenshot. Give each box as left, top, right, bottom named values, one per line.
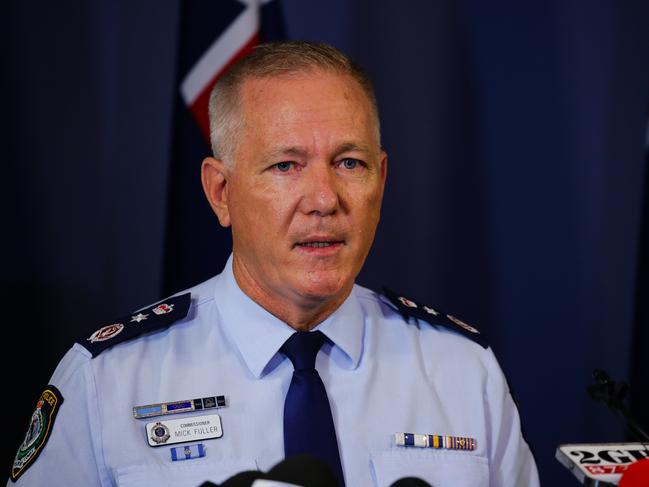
left=3, top=1, right=648, bottom=485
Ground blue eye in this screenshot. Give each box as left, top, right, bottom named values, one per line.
left=275, top=162, right=293, bottom=172
left=341, top=158, right=359, bottom=170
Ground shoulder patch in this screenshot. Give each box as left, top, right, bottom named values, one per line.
left=381, top=287, right=488, bottom=348
left=78, top=293, right=191, bottom=357
left=11, top=385, right=64, bottom=482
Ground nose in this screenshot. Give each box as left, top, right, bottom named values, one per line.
left=299, top=162, right=339, bottom=216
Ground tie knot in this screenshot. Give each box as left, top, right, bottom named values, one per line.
left=281, top=331, right=326, bottom=371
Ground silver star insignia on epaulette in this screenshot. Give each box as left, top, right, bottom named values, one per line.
left=130, top=313, right=149, bottom=323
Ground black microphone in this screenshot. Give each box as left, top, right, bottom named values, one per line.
left=220, top=471, right=273, bottom=487
left=555, top=369, right=649, bottom=485
left=390, top=477, right=433, bottom=487
left=199, top=471, right=271, bottom=487
left=268, top=454, right=338, bottom=487
left=204, top=456, right=435, bottom=487
left=587, top=369, right=649, bottom=442
left=200, top=454, right=337, bottom=487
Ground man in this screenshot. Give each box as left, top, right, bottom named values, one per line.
left=9, top=42, right=539, bottom=486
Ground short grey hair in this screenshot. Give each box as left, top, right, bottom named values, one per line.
left=208, top=41, right=381, bottom=165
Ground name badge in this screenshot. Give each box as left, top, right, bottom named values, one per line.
left=146, top=414, right=223, bottom=447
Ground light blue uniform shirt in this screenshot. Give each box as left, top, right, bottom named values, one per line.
left=10, top=256, right=539, bottom=486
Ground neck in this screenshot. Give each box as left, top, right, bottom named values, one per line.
left=231, top=256, right=351, bottom=331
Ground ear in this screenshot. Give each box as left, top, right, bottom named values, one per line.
left=379, top=150, right=388, bottom=189
left=201, top=156, right=231, bottom=227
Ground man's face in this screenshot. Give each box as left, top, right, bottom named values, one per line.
left=213, top=70, right=386, bottom=307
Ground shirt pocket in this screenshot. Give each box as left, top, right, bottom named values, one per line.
left=370, top=449, right=489, bottom=487
left=115, top=458, right=258, bottom=487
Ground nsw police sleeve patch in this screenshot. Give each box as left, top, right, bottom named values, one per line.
left=10, top=386, right=64, bottom=482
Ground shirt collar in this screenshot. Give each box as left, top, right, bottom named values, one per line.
left=213, top=255, right=364, bottom=378
left=314, top=285, right=364, bottom=369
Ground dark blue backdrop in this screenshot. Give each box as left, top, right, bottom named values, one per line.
left=3, top=1, right=649, bottom=485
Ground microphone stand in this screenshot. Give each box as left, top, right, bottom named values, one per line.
left=587, top=369, right=649, bottom=444
left=555, top=369, right=649, bottom=486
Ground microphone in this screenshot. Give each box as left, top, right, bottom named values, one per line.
left=201, top=478, right=301, bottom=487
left=199, top=471, right=275, bottom=487
left=587, top=369, right=649, bottom=442
left=267, top=454, right=338, bottom=487
left=556, top=369, right=649, bottom=485
left=220, top=472, right=273, bottom=487
left=203, top=455, right=436, bottom=487
left=390, top=477, right=433, bottom=486
left=619, top=458, right=649, bottom=487
left=556, top=443, right=649, bottom=485
left=200, top=455, right=336, bottom=487
left=199, top=472, right=264, bottom=487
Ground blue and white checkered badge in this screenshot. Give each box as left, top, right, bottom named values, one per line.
left=170, top=443, right=206, bottom=461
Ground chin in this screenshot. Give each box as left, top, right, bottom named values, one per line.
left=294, top=272, right=351, bottom=302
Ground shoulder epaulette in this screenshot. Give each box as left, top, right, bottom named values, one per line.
left=381, top=287, right=488, bottom=348
left=77, top=293, right=192, bottom=357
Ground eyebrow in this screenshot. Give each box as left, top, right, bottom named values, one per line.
left=336, top=142, right=372, bottom=155
left=265, top=142, right=372, bottom=160
left=266, top=146, right=309, bottom=159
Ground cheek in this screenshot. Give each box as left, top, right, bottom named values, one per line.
left=231, top=181, right=296, bottom=237
left=353, top=186, right=383, bottom=226
left=359, top=192, right=384, bottom=244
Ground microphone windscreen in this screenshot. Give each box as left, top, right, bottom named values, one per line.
left=219, top=471, right=271, bottom=487
left=268, top=454, right=338, bottom=487
left=619, top=458, right=649, bottom=487
left=390, top=477, right=433, bottom=487
left=251, top=481, right=303, bottom=487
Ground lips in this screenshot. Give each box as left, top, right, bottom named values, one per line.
left=296, top=241, right=343, bottom=248
left=293, top=236, right=345, bottom=249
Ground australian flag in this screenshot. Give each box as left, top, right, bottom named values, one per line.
left=163, top=0, right=285, bottom=295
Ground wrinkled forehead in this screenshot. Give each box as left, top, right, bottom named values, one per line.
left=236, top=69, right=380, bottom=140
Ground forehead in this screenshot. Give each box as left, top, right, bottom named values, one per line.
left=236, top=70, right=378, bottom=149
left=239, top=69, right=369, bottom=107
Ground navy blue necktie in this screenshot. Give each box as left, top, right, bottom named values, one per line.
left=281, top=331, right=345, bottom=487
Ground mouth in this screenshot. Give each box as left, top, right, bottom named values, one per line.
left=293, top=237, right=345, bottom=253
left=296, top=241, right=343, bottom=248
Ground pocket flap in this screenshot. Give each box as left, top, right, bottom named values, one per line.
left=116, top=458, right=258, bottom=487
left=371, top=450, right=489, bottom=487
